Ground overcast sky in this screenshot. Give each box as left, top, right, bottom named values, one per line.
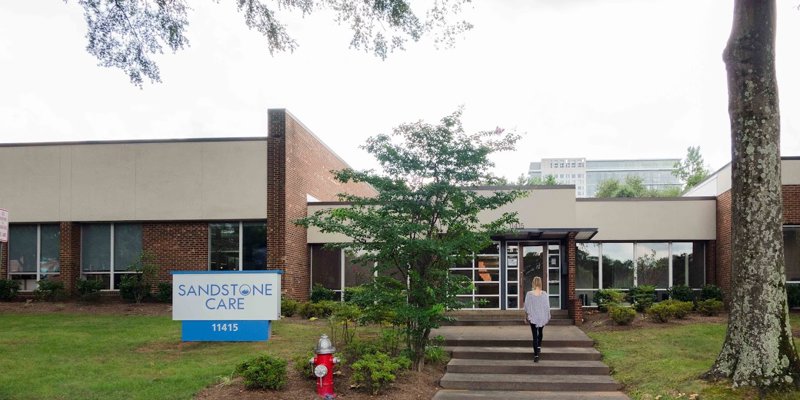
left=2, top=1, right=800, bottom=180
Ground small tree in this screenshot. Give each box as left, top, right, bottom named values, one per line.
left=673, top=146, right=709, bottom=191
left=120, top=251, right=159, bottom=303
left=298, top=109, right=523, bottom=370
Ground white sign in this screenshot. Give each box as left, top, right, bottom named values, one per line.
left=0, top=209, right=8, bottom=243
left=172, top=271, right=282, bottom=321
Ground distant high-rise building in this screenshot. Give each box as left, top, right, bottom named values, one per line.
left=528, top=158, right=681, bottom=197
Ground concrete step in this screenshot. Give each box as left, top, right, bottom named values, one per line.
left=432, top=390, right=630, bottom=400
left=445, top=318, right=573, bottom=326
left=446, top=358, right=609, bottom=375
left=444, top=337, right=593, bottom=348
left=439, top=373, right=621, bottom=392
left=446, top=346, right=602, bottom=361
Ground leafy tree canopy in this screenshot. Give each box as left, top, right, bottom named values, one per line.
left=594, top=176, right=680, bottom=198
left=512, top=174, right=558, bottom=186
left=673, top=146, right=710, bottom=191
left=297, top=108, right=524, bottom=370
left=71, top=0, right=472, bottom=86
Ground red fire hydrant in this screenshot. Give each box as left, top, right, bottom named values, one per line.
left=310, top=334, right=339, bottom=398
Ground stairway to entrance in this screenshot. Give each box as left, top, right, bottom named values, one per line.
left=431, top=312, right=629, bottom=400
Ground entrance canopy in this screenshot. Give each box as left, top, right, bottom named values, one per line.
left=491, top=228, right=598, bottom=241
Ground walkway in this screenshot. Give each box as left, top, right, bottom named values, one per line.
left=430, top=323, right=629, bottom=400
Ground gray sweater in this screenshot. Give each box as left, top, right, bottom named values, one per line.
left=524, top=291, right=551, bottom=327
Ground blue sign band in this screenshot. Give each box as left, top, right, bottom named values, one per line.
left=181, top=320, right=270, bottom=341
left=171, top=270, right=284, bottom=275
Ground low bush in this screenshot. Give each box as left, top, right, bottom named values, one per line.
left=700, top=284, right=724, bottom=302
left=787, top=284, right=800, bottom=309
left=329, top=302, right=362, bottom=346
left=351, top=351, right=411, bottom=395
left=299, top=300, right=337, bottom=319
left=594, top=289, right=626, bottom=312
left=697, top=299, right=724, bottom=316
left=424, top=345, right=448, bottom=365
left=344, top=338, right=381, bottom=362
left=292, top=350, right=314, bottom=378
left=630, top=285, right=656, bottom=312
left=281, top=298, right=299, bottom=317
left=156, top=282, right=172, bottom=303
left=119, top=274, right=151, bottom=303
left=670, top=300, right=694, bottom=319
left=77, top=279, right=105, bottom=302
left=668, top=285, right=695, bottom=303
left=609, top=306, right=636, bottom=325
left=310, top=284, right=338, bottom=303
left=34, top=279, right=66, bottom=301
left=235, top=354, right=288, bottom=390
left=344, top=285, right=367, bottom=303
left=647, top=302, right=673, bottom=323
left=0, top=279, right=20, bottom=301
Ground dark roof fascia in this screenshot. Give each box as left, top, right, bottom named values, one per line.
left=471, top=185, right=575, bottom=190
left=308, top=201, right=353, bottom=206
left=0, top=137, right=268, bottom=148
left=577, top=196, right=717, bottom=202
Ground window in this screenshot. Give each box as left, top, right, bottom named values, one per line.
left=81, top=223, right=141, bottom=290
left=452, top=243, right=501, bottom=309
left=209, top=221, right=267, bottom=271
left=602, top=243, right=634, bottom=289
left=635, top=242, right=669, bottom=288
left=8, top=224, right=60, bottom=291
left=310, top=245, right=377, bottom=299
left=576, top=243, right=600, bottom=305
left=784, top=227, right=800, bottom=282
left=672, top=242, right=705, bottom=288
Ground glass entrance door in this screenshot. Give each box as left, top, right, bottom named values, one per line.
left=506, top=241, right=562, bottom=310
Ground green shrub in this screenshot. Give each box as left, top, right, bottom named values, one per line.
left=235, top=354, right=288, bottom=390
left=281, top=298, right=299, bottom=317
left=609, top=306, right=636, bottom=325
left=299, top=300, right=337, bottom=319
left=156, top=282, right=172, bottom=303
left=594, top=289, right=626, bottom=312
left=351, top=351, right=411, bottom=395
left=292, top=351, right=314, bottom=378
left=0, top=279, right=20, bottom=301
left=329, top=302, right=362, bottom=346
left=630, top=285, right=655, bottom=312
left=424, top=345, right=448, bottom=365
left=700, top=284, right=724, bottom=302
left=119, top=275, right=151, bottom=303
left=310, top=284, right=338, bottom=303
left=670, top=300, right=694, bottom=319
left=697, top=299, right=724, bottom=316
left=76, top=279, right=104, bottom=302
left=344, top=338, right=381, bottom=362
left=669, top=285, right=695, bottom=303
left=34, top=279, right=66, bottom=301
left=647, top=302, right=673, bottom=323
left=787, top=284, right=800, bottom=308
left=344, top=285, right=367, bottom=303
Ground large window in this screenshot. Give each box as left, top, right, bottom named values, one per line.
left=209, top=222, right=267, bottom=271
left=452, top=243, right=501, bottom=310
left=785, top=227, right=800, bottom=283
left=310, top=245, right=376, bottom=299
left=81, top=223, right=141, bottom=290
left=579, top=241, right=706, bottom=305
left=8, top=224, right=60, bottom=291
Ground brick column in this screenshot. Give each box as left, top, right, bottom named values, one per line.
left=567, top=232, right=583, bottom=325
left=267, top=109, right=289, bottom=296
left=0, top=242, right=7, bottom=280
left=705, top=240, right=717, bottom=288
left=59, top=222, right=81, bottom=295
left=716, top=190, right=732, bottom=304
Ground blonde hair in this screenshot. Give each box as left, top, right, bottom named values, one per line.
left=532, top=276, right=542, bottom=290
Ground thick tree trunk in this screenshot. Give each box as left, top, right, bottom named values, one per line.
left=705, top=0, right=800, bottom=389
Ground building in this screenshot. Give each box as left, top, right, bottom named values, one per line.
left=528, top=158, right=682, bottom=197
left=1, top=109, right=798, bottom=326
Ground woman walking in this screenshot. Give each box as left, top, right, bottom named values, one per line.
left=524, top=276, right=551, bottom=363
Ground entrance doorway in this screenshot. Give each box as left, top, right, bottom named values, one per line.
left=505, top=241, right=562, bottom=310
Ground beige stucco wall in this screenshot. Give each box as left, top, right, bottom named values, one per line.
left=685, top=159, right=800, bottom=197
left=0, top=140, right=267, bottom=222
left=477, top=187, right=576, bottom=228
left=576, top=199, right=716, bottom=240
left=306, top=204, right=353, bottom=243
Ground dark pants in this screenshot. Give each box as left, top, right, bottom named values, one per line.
left=529, top=324, right=544, bottom=355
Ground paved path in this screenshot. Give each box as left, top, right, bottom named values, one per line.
left=430, top=324, right=629, bottom=400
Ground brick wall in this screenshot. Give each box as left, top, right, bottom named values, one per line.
left=0, top=242, right=7, bottom=281
left=268, top=109, right=376, bottom=301
left=716, top=190, right=732, bottom=302
left=566, top=233, right=583, bottom=325
left=142, top=222, right=209, bottom=283
left=59, top=222, right=81, bottom=294
left=783, top=185, right=800, bottom=224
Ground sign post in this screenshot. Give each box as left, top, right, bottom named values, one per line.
left=171, top=270, right=282, bottom=342
left=0, top=208, right=8, bottom=243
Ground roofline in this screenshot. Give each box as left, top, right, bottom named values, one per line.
left=0, top=136, right=268, bottom=148
left=471, top=184, right=575, bottom=190
left=275, top=108, right=360, bottom=174
left=577, top=196, right=717, bottom=202
left=685, top=156, right=800, bottom=192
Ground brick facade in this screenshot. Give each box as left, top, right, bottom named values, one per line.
left=566, top=233, right=583, bottom=324
left=0, top=242, right=7, bottom=282
left=59, top=222, right=81, bottom=294
left=267, top=109, right=376, bottom=300
left=142, top=222, right=209, bottom=283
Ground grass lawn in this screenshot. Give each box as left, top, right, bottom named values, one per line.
left=587, top=314, right=800, bottom=400
left=0, top=312, right=341, bottom=400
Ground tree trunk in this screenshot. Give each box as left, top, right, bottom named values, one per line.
left=705, top=0, right=800, bottom=389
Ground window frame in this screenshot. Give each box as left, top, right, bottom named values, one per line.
left=784, top=225, right=800, bottom=284
left=8, top=223, right=61, bottom=291
left=80, top=223, right=142, bottom=291
left=309, top=245, right=379, bottom=301
left=208, top=221, right=267, bottom=271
